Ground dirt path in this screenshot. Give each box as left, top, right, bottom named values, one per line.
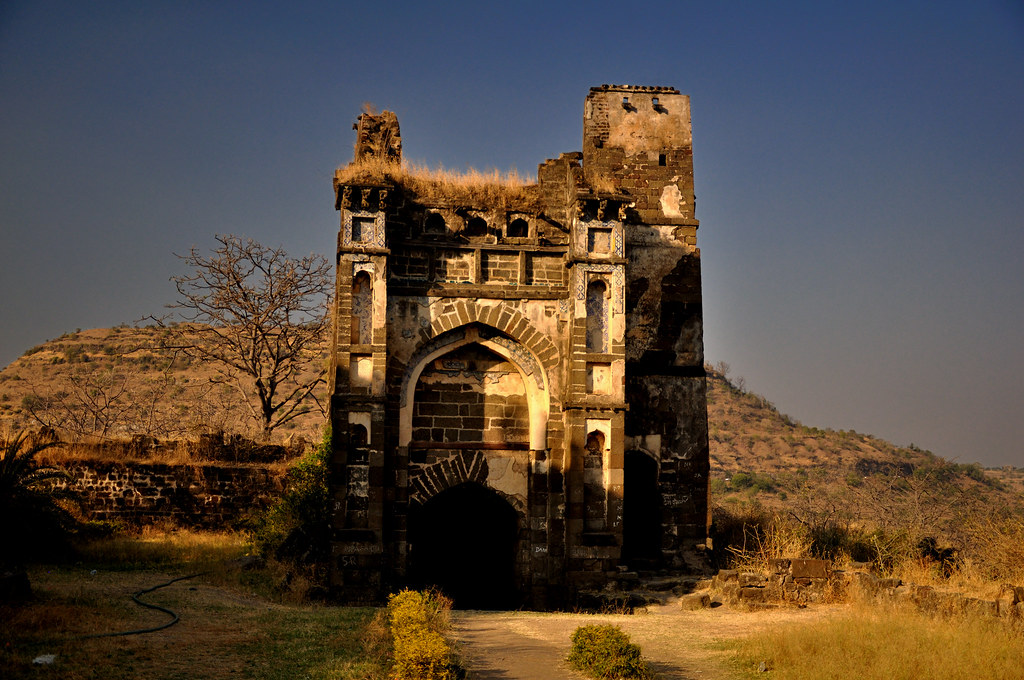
left=453, top=600, right=849, bottom=679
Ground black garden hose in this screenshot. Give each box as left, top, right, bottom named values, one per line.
left=80, top=571, right=208, bottom=639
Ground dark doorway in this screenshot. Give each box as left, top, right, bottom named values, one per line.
left=408, top=482, right=519, bottom=609
left=622, top=450, right=662, bottom=567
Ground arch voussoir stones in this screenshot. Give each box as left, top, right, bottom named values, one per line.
left=425, top=301, right=559, bottom=370
left=409, top=451, right=489, bottom=507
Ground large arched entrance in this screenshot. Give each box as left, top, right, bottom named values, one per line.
left=407, top=483, right=520, bottom=609
left=622, top=450, right=662, bottom=567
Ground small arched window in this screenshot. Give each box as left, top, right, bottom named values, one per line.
left=349, top=423, right=369, bottom=464
left=507, top=218, right=528, bottom=238
left=583, top=429, right=607, bottom=531
left=464, top=217, right=487, bottom=238
left=350, top=424, right=368, bottom=448
left=424, top=213, right=446, bottom=234
left=585, top=280, right=608, bottom=353
left=351, top=271, right=372, bottom=344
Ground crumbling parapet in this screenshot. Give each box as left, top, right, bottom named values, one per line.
left=353, top=109, right=402, bottom=163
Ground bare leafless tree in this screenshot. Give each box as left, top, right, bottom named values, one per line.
left=165, top=235, right=332, bottom=439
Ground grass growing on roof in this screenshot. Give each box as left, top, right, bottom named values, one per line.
left=336, top=157, right=540, bottom=211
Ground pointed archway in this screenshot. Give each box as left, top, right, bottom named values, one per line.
left=407, top=482, right=519, bottom=609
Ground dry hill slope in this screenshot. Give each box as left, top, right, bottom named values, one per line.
left=1, top=326, right=1020, bottom=503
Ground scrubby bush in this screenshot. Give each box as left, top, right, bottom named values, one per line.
left=388, top=589, right=462, bottom=680
left=567, top=625, right=651, bottom=679
left=245, top=426, right=332, bottom=597
left=730, top=470, right=775, bottom=493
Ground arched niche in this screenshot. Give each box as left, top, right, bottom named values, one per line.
left=424, top=212, right=446, bottom=234
left=399, top=325, right=550, bottom=450
left=585, top=279, right=608, bottom=353
left=464, top=216, right=488, bottom=238
left=351, top=271, right=372, bottom=344
left=506, top=218, right=528, bottom=238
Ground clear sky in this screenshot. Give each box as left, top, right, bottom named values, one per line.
left=1, top=1, right=1022, bottom=466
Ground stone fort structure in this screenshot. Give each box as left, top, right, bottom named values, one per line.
left=328, top=85, right=709, bottom=609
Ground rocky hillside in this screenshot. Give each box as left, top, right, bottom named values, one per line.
left=705, top=367, right=1023, bottom=539
left=0, top=326, right=326, bottom=443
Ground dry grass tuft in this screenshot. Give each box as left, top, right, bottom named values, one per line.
left=732, top=600, right=1024, bottom=680
left=76, top=526, right=247, bottom=569
left=335, top=157, right=540, bottom=211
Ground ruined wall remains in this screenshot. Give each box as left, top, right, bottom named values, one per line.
left=58, top=462, right=285, bottom=527
left=329, top=85, right=710, bottom=609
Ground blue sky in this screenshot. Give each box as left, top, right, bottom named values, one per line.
left=1, top=1, right=1022, bottom=466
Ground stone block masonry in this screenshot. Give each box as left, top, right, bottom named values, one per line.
left=329, top=85, right=710, bottom=609
left=58, top=462, right=285, bottom=528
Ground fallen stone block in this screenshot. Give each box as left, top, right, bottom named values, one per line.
left=963, top=597, right=998, bottom=617
left=738, top=586, right=768, bottom=602
left=680, top=592, right=711, bottom=610
left=716, top=569, right=738, bottom=583
left=790, top=558, right=829, bottom=579
left=740, top=572, right=767, bottom=587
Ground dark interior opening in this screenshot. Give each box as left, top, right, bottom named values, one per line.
left=408, top=482, right=519, bottom=609
left=348, top=423, right=369, bottom=464
left=507, top=218, right=528, bottom=238
left=424, top=212, right=446, bottom=234
left=464, top=216, right=488, bottom=238
left=622, top=450, right=662, bottom=567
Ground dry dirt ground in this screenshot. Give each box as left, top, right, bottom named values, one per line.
left=452, top=600, right=849, bottom=680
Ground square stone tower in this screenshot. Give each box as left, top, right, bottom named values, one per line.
left=328, top=85, right=709, bottom=609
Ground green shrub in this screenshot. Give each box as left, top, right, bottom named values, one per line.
left=567, top=625, right=651, bottom=679
left=730, top=471, right=775, bottom=493
left=245, top=426, right=332, bottom=596
left=388, top=590, right=462, bottom=680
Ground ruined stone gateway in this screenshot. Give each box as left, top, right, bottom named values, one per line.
left=329, top=85, right=709, bottom=609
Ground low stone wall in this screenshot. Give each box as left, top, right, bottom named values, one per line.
left=849, top=572, right=1024, bottom=619
left=710, top=559, right=1024, bottom=622
left=59, top=462, right=286, bottom=528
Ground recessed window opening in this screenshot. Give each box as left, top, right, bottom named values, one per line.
left=585, top=280, right=609, bottom=353
left=464, top=217, right=488, bottom=238
left=658, top=153, right=667, bottom=166
left=588, top=227, right=612, bottom=254
left=652, top=97, right=659, bottom=106
left=351, top=272, right=372, bottom=344
left=424, top=212, right=446, bottom=234
left=352, top=216, right=373, bottom=243
left=350, top=424, right=368, bottom=448
left=507, top=218, right=528, bottom=238
left=584, top=429, right=607, bottom=531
